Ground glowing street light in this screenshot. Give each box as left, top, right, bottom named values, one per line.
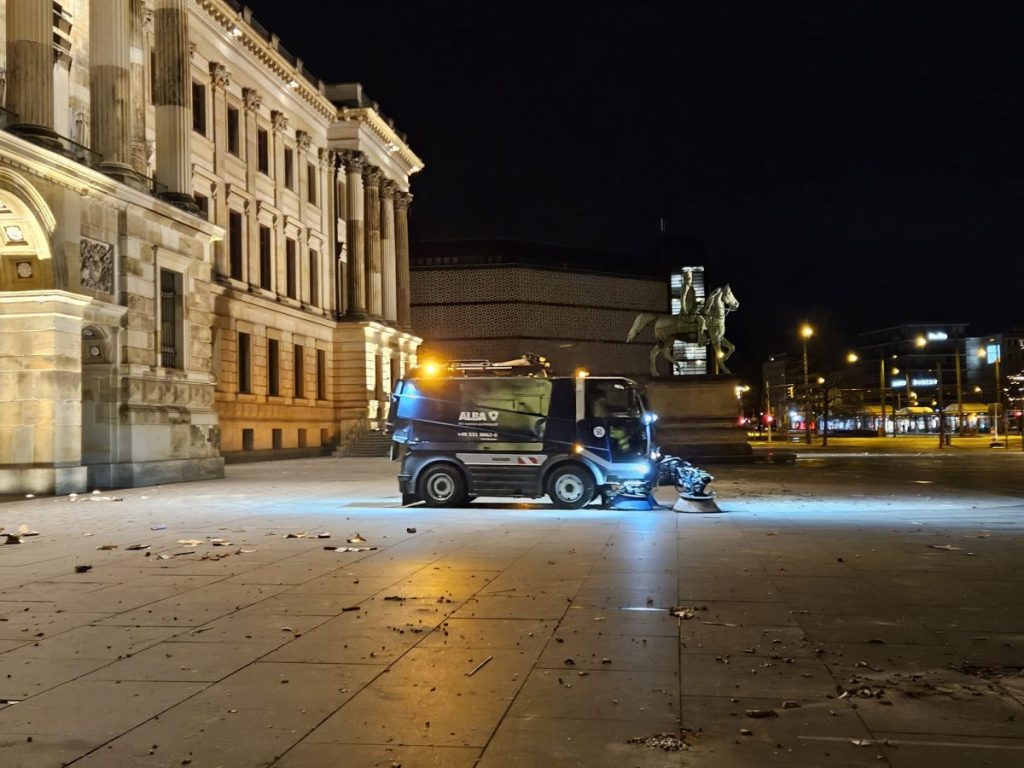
left=799, top=324, right=814, bottom=443
left=846, top=352, right=859, bottom=364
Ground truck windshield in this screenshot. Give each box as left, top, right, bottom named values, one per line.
left=585, top=379, right=642, bottom=419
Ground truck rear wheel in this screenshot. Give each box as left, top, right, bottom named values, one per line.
left=547, top=465, right=595, bottom=509
left=419, top=464, right=468, bottom=507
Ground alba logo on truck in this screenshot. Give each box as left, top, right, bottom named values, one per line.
left=459, top=410, right=500, bottom=423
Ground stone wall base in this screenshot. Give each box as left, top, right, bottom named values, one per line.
left=0, top=466, right=89, bottom=495
left=87, top=457, right=225, bottom=490
left=646, top=376, right=752, bottom=460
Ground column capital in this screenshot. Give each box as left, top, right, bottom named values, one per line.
left=271, top=110, right=289, bottom=132
left=318, top=147, right=335, bottom=168
left=296, top=130, right=312, bottom=151
left=394, top=191, right=413, bottom=210
left=340, top=150, right=367, bottom=173
left=380, top=179, right=397, bottom=200
left=363, top=165, right=383, bottom=187
left=208, top=61, right=231, bottom=89
left=242, top=87, right=262, bottom=112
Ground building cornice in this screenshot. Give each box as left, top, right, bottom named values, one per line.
left=0, top=132, right=223, bottom=241
left=336, top=107, right=424, bottom=174
left=194, top=0, right=337, bottom=122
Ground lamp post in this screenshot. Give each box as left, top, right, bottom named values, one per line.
left=800, top=324, right=813, bottom=444
left=979, top=345, right=1003, bottom=446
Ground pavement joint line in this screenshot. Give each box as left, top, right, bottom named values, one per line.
left=797, top=735, right=1024, bottom=750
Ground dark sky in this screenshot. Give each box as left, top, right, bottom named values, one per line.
left=244, top=0, right=1024, bottom=376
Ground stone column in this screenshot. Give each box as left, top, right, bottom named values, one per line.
left=380, top=179, right=398, bottom=324
left=152, top=0, right=194, bottom=209
left=341, top=151, right=368, bottom=320
left=6, top=0, right=55, bottom=137
left=129, top=0, right=149, bottom=175
left=90, top=0, right=133, bottom=174
left=53, top=53, right=72, bottom=137
left=363, top=166, right=384, bottom=320
left=395, top=191, right=413, bottom=330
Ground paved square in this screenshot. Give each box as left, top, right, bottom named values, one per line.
left=1, top=451, right=1024, bottom=766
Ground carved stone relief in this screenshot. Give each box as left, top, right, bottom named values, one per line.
left=80, top=238, right=115, bottom=294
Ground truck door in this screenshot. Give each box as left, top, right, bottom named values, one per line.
left=581, top=379, right=648, bottom=462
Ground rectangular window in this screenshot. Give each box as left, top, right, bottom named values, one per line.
left=320, top=428, right=329, bottom=447
left=293, top=344, right=304, bottom=398
left=227, top=106, right=240, bottom=155
left=284, top=148, right=294, bottom=189
left=307, top=162, right=317, bottom=204
left=228, top=210, right=243, bottom=280
left=316, top=349, right=326, bottom=400
left=285, top=238, right=296, bottom=299
left=272, top=428, right=282, bottom=449
left=242, top=428, right=254, bottom=451
left=257, top=128, right=269, bottom=174
left=238, top=332, right=251, bottom=393
left=308, top=249, right=319, bottom=307
left=298, top=428, right=307, bottom=448
left=192, top=82, right=207, bottom=135
left=268, top=338, right=280, bottom=396
left=259, top=225, right=272, bottom=291
left=159, top=268, right=183, bottom=369
left=194, top=193, right=209, bottom=221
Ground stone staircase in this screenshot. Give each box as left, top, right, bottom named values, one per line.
left=340, top=429, right=392, bottom=458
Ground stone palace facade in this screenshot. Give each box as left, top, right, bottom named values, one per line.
left=0, top=0, right=422, bottom=494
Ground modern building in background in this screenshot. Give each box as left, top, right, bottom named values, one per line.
left=410, top=239, right=668, bottom=378
left=763, top=322, right=1024, bottom=437
left=0, top=0, right=422, bottom=494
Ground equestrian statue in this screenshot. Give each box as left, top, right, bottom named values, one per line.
left=627, top=277, right=740, bottom=376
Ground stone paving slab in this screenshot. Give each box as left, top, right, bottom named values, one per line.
left=1, top=453, right=1024, bottom=766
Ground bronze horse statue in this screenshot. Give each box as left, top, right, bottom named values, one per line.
left=627, top=284, right=740, bottom=376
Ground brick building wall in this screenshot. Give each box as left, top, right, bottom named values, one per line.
left=411, top=264, right=668, bottom=379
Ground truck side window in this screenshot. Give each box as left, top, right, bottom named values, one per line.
left=586, top=380, right=639, bottom=418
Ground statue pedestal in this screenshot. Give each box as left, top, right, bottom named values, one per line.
left=645, top=376, right=752, bottom=461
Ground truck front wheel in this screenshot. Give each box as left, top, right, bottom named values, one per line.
left=547, top=465, right=595, bottom=509
left=419, top=464, right=469, bottom=507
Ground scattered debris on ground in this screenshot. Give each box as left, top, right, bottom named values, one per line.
left=406, top=527, right=417, bottom=533
left=670, top=605, right=708, bottom=620
left=74, top=565, right=92, bottom=573
left=745, top=709, right=778, bottom=718
left=346, top=533, right=367, bottom=543
left=324, top=546, right=378, bottom=552
left=622, top=733, right=688, bottom=753
left=465, top=655, right=493, bottom=677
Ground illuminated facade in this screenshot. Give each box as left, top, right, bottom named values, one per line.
left=668, top=265, right=706, bottom=375
left=0, top=1, right=422, bottom=494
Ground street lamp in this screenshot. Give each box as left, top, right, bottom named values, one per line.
left=979, top=345, right=1004, bottom=446
left=800, top=324, right=813, bottom=444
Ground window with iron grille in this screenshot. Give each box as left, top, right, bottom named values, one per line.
left=159, top=268, right=183, bottom=369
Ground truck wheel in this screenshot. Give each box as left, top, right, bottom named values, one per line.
left=419, top=464, right=468, bottom=507
left=547, top=465, right=595, bottom=509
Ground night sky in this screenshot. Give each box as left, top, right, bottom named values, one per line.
left=244, top=1, right=1023, bottom=377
